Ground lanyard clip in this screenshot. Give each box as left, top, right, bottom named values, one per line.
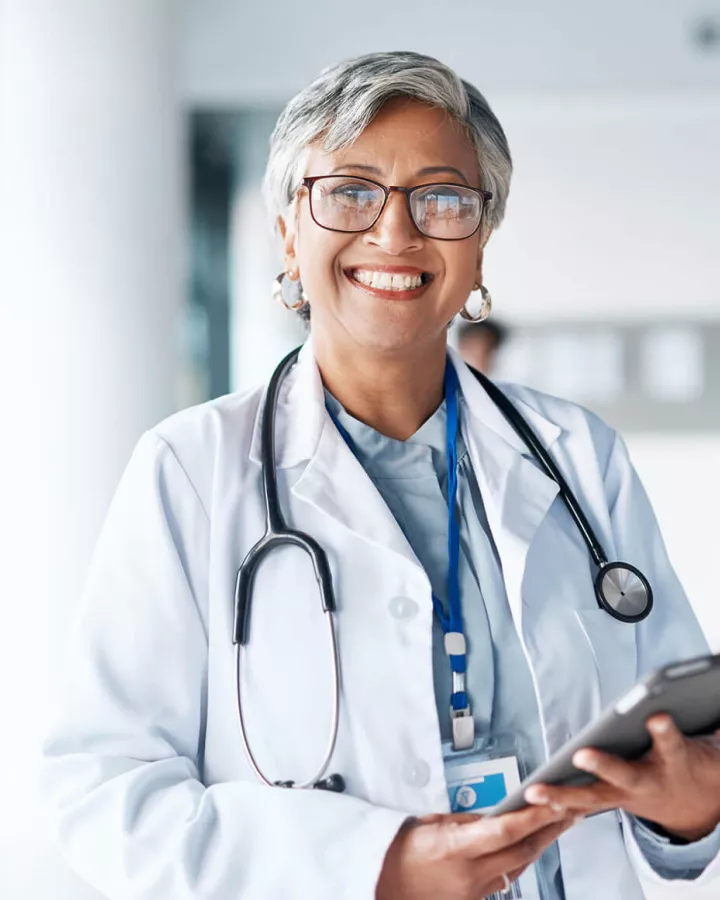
left=450, top=706, right=475, bottom=751
left=445, top=631, right=474, bottom=750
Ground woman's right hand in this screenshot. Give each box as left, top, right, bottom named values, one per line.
left=376, top=805, right=577, bottom=899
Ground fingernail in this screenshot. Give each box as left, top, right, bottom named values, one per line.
left=551, top=803, right=565, bottom=813
left=573, top=751, right=596, bottom=771
left=652, top=718, right=670, bottom=733
left=524, top=788, right=548, bottom=804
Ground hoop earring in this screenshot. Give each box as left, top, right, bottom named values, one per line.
left=460, top=284, right=492, bottom=322
left=272, top=271, right=307, bottom=311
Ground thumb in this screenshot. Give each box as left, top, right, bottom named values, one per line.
left=414, top=812, right=481, bottom=827
left=443, top=812, right=484, bottom=825
left=441, top=814, right=499, bottom=856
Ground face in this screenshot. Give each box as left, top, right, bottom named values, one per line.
left=279, top=99, right=491, bottom=356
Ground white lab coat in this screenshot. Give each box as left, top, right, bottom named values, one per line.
left=42, top=340, right=720, bottom=900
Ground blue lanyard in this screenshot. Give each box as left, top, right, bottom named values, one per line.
left=325, top=359, right=473, bottom=748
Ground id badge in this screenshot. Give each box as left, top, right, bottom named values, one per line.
left=443, top=734, right=549, bottom=900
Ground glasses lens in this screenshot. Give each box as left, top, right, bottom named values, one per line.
left=309, top=177, right=385, bottom=232
left=410, top=184, right=482, bottom=239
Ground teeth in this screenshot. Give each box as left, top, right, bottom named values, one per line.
left=352, top=270, right=424, bottom=291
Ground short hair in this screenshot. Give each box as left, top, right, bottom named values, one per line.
left=263, top=50, right=512, bottom=236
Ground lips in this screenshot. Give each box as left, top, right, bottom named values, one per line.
left=344, top=267, right=433, bottom=299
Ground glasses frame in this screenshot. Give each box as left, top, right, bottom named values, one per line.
left=300, top=175, right=493, bottom=241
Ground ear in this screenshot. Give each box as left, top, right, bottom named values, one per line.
left=277, top=215, right=299, bottom=275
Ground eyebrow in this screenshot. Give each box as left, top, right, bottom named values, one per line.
left=328, top=164, right=471, bottom=185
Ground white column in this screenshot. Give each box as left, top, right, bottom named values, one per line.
left=0, top=2, right=185, bottom=896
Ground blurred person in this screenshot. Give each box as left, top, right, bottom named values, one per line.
left=457, top=318, right=509, bottom=375
left=41, top=52, right=720, bottom=900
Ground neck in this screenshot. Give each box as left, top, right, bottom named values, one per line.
left=312, top=332, right=449, bottom=441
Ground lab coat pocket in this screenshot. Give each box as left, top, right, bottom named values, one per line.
left=575, top=609, right=638, bottom=711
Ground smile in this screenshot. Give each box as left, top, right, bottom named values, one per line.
left=345, top=267, right=433, bottom=298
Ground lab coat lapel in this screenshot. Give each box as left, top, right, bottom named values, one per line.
left=259, top=340, right=419, bottom=566
left=466, top=426, right=560, bottom=632
left=450, top=349, right=561, bottom=634
left=292, top=420, right=420, bottom=566
left=250, top=342, right=563, bottom=584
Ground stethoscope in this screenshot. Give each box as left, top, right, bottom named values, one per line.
left=232, top=346, right=654, bottom=793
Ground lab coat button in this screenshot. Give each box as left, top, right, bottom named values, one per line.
left=389, top=596, right=419, bottom=620
left=402, top=758, right=431, bottom=787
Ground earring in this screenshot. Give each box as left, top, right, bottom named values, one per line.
left=460, top=284, right=492, bottom=322
left=272, top=271, right=307, bottom=311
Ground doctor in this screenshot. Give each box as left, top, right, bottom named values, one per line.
left=42, top=51, right=720, bottom=900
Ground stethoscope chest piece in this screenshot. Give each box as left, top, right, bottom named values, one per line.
left=234, top=349, right=656, bottom=794
left=594, top=561, right=653, bottom=623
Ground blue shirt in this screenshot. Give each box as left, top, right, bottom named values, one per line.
left=326, top=389, right=720, bottom=895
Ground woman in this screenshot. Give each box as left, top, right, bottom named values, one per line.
left=42, top=52, right=720, bottom=899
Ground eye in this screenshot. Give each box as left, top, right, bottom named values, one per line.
left=326, top=181, right=378, bottom=208
left=415, top=184, right=479, bottom=218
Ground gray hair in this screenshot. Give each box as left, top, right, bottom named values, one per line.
left=263, top=51, right=513, bottom=236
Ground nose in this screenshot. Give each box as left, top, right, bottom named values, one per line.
left=362, top=189, right=424, bottom=255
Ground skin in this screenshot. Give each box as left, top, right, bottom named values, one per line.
left=277, top=98, right=720, bottom=895
left=279, top=97, right=488, bottom=440
left=376, top=806, right=577, bottom=900
left=526, top=715, right=720, bottom=843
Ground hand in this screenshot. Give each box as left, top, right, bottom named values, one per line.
left=524, top=716, right=720, bottom=843
left=376, top=804, right=576, bottom=900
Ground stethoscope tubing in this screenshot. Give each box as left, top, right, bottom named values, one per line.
left=233, top=347, right=653, bottom=791
left=472, top=368, right=609, bottom=569
left=235, top=609, right=342, bottom=789
left=260, top=347, right=302, bottom=535
left=234, top=346, right=342, bottom=788
left=471, top=367, right=653, bottom=622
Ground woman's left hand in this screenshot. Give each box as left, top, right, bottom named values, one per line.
left=524, top=715, right=720, bottom=843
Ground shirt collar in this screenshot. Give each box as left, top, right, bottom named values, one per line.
left=248, top=339, right=562, bottom=470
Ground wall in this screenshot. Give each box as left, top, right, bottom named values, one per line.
left=180, top=0, right=720, bottom=99
left=2, top=1, right=718, bottom=896
left=181, top=7, right=720, bottom=898
left=179, top=0, right=720, bottom=623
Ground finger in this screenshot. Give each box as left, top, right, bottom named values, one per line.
left=483, top=864, right=535, bottom=899
left=474, top=817, right=576, bottom=884
left=449, top=803, right=569, bottom=857
left=571, top=748, right=642, bottom=792
left=505, top=863, right=530, bottom=884
left=415, top=812, right=479, bottom=826
left=485, top=872, right=516, bottom=897
left=524, top=780, right=618, bottom=813
left=647, top=715, right=687, bottom=763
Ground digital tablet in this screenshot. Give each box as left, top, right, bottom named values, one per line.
left=485, top=653, right=720, bottom=818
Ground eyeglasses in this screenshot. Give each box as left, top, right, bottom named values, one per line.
left=300, top=175, right=492, bottom=241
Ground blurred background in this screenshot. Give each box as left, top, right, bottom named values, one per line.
left=1, top=1, right=719, bottom=896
